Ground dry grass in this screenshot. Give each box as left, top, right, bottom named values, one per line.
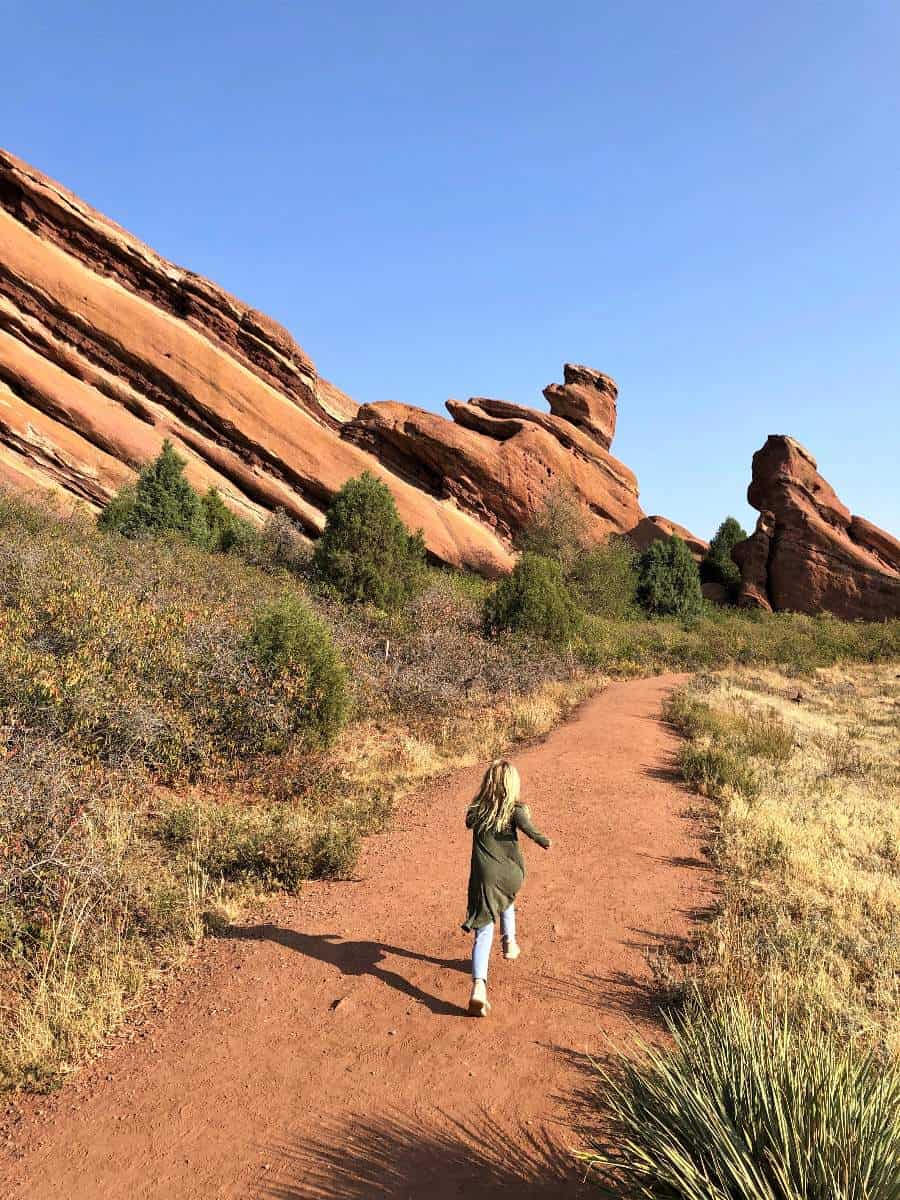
left=667, top=664, right=900, bottom=1054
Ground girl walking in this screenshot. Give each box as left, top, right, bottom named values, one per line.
left=461, top=759, right=551, bottom=1016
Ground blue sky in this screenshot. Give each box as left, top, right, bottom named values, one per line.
left=5, top=1, right=899, bottom=540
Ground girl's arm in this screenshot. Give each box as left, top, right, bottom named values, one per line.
left=514, top=804, right=551, bottom=848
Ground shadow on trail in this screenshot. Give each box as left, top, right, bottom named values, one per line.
left=537, top=911, right=714, bottom=1023
left=537, top=968, right=665, bottom=1023
left=229, top=925, right=468, bottom=1017
left=255, top=1110, right=588, bottom=1199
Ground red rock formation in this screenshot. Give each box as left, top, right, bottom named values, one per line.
left=0, top=148, right=511, bottom=574
left=344, top=382, right=645, bottom=546
left=0, top=147, right=704, bottom=576
left=542, top=364, right=617, bottom=450
left=628, top=515, right=708, bottom=561
left=733, top=436, right=900, bottom=619
left=732, top=510, right=776, bottom=612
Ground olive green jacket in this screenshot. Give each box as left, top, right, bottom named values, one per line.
left=461, top=803, right=550, bottom=932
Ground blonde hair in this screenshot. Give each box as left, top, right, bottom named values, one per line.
left=467, top=759, right=521, bottom=835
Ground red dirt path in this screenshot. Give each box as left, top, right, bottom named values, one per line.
left=2, top=673, right=710, bottom=1199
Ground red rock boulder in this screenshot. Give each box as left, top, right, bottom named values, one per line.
left=542, top=364, right=618, bottom=450
left=732, top=436, right=900, bottom=620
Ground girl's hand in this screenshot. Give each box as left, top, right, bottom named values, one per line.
left=545, top=839, right=552, bottom=850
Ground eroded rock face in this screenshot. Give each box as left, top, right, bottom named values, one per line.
left=732, top=510, right=776, bottom=612
left=0, top=148, right=703, bottom=577
left=732, top=436, right=900, bottom=619
left=344, top=384, right=645, bottom=547
left=0, top=149, right=512, bottom=575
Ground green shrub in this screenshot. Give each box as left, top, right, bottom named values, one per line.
left=483, top=553, right=581, bottom=644
left=582, top=997, right=900, bottom=1199
left=515, top=484, right=588, bottom=575
left=637, top=536, right=703, bottom=621
left=99, top=440, right=207, bottom=544
left=96, top=483, right=138, bottom=536
left=571, top=536, right=638, bottom=617
left=701, top=516, right=748, bottom=599
left=304, top=823, right=360, bottom=880
left=313, top=473, right=425, bottom=609
left=200, top=488, right=257, bottom=553
left=247, top=595, right=349, bottom=743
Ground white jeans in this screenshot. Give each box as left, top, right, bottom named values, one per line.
left=472, top=905, right=516, bottom=981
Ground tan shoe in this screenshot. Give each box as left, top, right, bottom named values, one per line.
left=502, top=938, right=521, bottom=961
left=468, top=978, right=490, bottom=1017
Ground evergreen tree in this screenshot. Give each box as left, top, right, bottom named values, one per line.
left=200, top=488, right=256, bottom=552
left=637, top=536, right=703, bottom=620
left=313, top=472, right=425, bottom=609
left=701, top=516, right=748, bottom=599
left=99, top=440, right=207, bottom=544
left=483, top=552, right=581, bottom=643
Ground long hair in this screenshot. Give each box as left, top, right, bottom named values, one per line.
left=467, top=759, right=520, bottom=835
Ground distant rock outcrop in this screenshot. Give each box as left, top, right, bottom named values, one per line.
left=732, top=436, right=900, bottom=619
left=628, top=515, right=708, bottom=561
left=343, top=372, right=646, bottom=547
left=0, top=148, right=702, bottom=575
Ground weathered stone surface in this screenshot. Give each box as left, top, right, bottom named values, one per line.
left=732, top=436, right=900, bottom=619
left=542, top=364, right=618, bottom=449
left=629, top=515, right=708, bottom=561
left=0, top=149, right=512, bottom=575
left=732, top=510, right=775, bottom=612
left=343, top=383, right=645, bottom=546
left=0, top=148, right=705, bottom=578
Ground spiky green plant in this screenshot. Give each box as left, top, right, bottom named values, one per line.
left=582, top=997, right=900, bottom=1199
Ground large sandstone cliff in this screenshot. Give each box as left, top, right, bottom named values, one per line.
left=733, top=436, right=900, bottom=620
left=0, top=148, right=701, bottom=573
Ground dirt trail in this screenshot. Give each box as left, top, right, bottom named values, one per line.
left=2, top=674, right=710, bottom=1199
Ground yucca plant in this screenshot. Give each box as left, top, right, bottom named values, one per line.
left=582, top=997, right=900, bottom=1199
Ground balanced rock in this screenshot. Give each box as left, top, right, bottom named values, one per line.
left=542, top=364, right=618, bottom=450
left=732, top=436, right=900, bottom=619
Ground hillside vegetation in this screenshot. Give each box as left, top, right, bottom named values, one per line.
left=1, top=475, right=899, bottom=1091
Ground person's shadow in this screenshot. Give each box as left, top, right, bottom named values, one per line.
left=230, top=924, right=468, bottom=1017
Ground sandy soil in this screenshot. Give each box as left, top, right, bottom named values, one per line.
left=1, top=673, right=711, bottom=1199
